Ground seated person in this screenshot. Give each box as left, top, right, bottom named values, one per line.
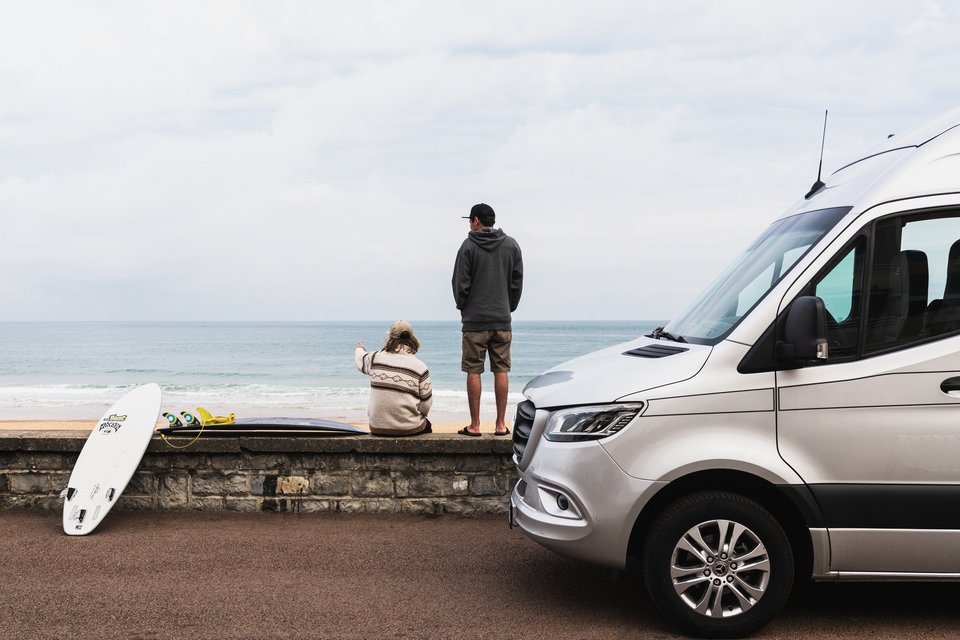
left=354, top=321, right=432, bottom=436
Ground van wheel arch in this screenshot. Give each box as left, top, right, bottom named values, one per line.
left=627, top=470, right=814, bottom=586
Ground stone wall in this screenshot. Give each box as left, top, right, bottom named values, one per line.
left=0, top=432, right=518, bottom=515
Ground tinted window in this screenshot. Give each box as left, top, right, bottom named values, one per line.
left=866, top=212, right=960, bottom=353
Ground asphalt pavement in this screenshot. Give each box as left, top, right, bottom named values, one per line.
left=3, top=511, right=960, bottom=639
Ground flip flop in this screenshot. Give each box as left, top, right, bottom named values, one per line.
left=458, top=426, right=482, bottom=437
left=494, top=427, right=511, bottom=436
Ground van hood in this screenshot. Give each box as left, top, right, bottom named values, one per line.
left=522, top=336, right=712, bottom=408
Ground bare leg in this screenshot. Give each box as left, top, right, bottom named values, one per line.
left=467, top=373, right=482, bottom=433
left=494, top=372, right=509, bottom=434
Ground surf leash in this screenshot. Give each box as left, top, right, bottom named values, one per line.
left=158, top=410, right=206, bottom=449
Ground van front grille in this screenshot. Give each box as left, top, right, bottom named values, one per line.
left=512, top=400, right=536, bottom=461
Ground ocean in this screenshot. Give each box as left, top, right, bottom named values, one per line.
left=0, top=321, right=663, bottom=422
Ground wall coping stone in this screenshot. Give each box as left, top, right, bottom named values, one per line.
left=0, top=431, right=515, bottom=455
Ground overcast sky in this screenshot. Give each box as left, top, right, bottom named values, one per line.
left=1, top=1, right=957, bottom=321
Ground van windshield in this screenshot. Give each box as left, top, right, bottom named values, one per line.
left=664, top=207, right=851, bottom=344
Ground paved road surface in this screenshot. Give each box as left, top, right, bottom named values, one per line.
left=3, top=511, right=959, bottom=639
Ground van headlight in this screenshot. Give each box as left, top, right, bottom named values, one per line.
left=543, top=403, right=644, bottom=442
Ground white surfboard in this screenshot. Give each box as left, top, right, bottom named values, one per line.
left=62, top=383, right=162, bottom=536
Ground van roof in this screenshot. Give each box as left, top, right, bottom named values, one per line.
left=781, top=107, right=960, bottom=219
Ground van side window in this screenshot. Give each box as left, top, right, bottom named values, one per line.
left=811, top=238, right=865, bottom=359
left=865, top=213, right=960, bottom=353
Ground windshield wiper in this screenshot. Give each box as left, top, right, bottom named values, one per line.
left=648, top=326, right=687, bottom=343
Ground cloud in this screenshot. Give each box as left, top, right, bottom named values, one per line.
left=1, top=1, right=959, bottom=320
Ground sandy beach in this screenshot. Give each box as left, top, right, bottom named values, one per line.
left=0, top=418, right=509, bottom=435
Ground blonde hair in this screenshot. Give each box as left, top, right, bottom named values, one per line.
left=383, top=320, right=420, bottom=354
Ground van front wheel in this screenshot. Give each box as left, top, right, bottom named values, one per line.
left=642, top=491, right=794, bottom=638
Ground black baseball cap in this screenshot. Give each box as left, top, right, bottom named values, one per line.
left=463, top=203, right=495, bottom=226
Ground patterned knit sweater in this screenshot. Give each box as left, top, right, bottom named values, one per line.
left=354, top=346, right=433, bottom=435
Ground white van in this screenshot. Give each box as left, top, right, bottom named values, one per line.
left=509, top=109, right=960, bottom=638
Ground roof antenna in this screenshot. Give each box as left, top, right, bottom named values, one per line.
left=804, top=109, right=829, bottom=200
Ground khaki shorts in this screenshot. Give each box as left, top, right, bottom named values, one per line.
left=461, top=330, right=512, bottom=374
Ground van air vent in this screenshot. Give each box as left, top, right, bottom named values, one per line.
left=623, top=345, right=689, bottom=358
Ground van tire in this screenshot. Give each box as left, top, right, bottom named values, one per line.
left=642, top=491, right=794, bottom=638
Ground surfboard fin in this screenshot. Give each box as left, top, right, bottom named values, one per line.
left=163, top=412, right=184, bottom=428
left=180, top=411, right=201, bottom=427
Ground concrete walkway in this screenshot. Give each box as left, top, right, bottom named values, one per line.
left=4, top=511, right=960, bottom=639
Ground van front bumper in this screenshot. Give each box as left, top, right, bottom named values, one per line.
left=510, top=438, right=665, bottom=569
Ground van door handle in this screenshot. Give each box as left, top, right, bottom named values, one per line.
left=940, top=377, right=960, bottom=393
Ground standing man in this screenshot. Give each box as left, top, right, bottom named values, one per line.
left=453, top=203, right=523, bottom=437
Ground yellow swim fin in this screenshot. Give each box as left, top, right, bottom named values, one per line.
left=196, top=407, right=236, bottom=425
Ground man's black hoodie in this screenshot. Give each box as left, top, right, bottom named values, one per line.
left=452, top=227, right=523, bottom=331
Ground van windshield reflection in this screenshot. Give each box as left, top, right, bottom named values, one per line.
left=663, top=207, right=851, bottom=344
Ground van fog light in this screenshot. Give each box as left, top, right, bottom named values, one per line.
left=537, top=486, right=582, bottom=519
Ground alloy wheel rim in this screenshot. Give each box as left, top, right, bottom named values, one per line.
left=669, top=518, right=771, bottom=618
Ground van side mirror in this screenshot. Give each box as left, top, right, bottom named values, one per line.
left=776, top=296, right=828, bottom=362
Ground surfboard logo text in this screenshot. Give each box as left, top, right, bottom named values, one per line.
left=99, top=421, right=123, bottom=434
left=107, top=414, right=127, bottom=422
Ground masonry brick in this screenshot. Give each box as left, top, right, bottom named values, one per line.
left=126, top=473, right=155, bottom=496
left=456, top=455, right=499, bottom=472
left=470, top=475, right=507, bottom=496
left=311, top=474, right=351, bottom=496
left=192, top=473, right=249, bottom=497
left=300, top=453, right=361, bottom=471
left=190, top=497, right=225, bottom=511
left=400, top=498, right=444, bottom=515
left=336, top=498, right=399, bottom=514
left=351, top=471, right=394, bottom=497
left=158, top=474, right=189, bottom=509
left=362, top=455, right=408, bottom=470
left=298, top=498, right=334, bottom=513
left=210, top=455, right=243, bottom=471
left=47, top=472, right=70, bottom=493
left=395, top=473, right=469, bottom=497
left=9, top=473, right=50, bottom=494
left=410, top=455, right=459, bottom=472
left=118, top=496, right=154, bottom=511
left=35, top=496, right=63, bottom=510
left=1, top=495, right=40, bottom=509
left=250, top=475, right=277, bottom=496
left=148, top=453, right=210, bottom=470
left=19, top=453, right=64, bottom=470
left=242, top=454, right=290, bottom=470
left=224, top=498, right=260, bottom=512
left=277, top=476, right=309, bottom=495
